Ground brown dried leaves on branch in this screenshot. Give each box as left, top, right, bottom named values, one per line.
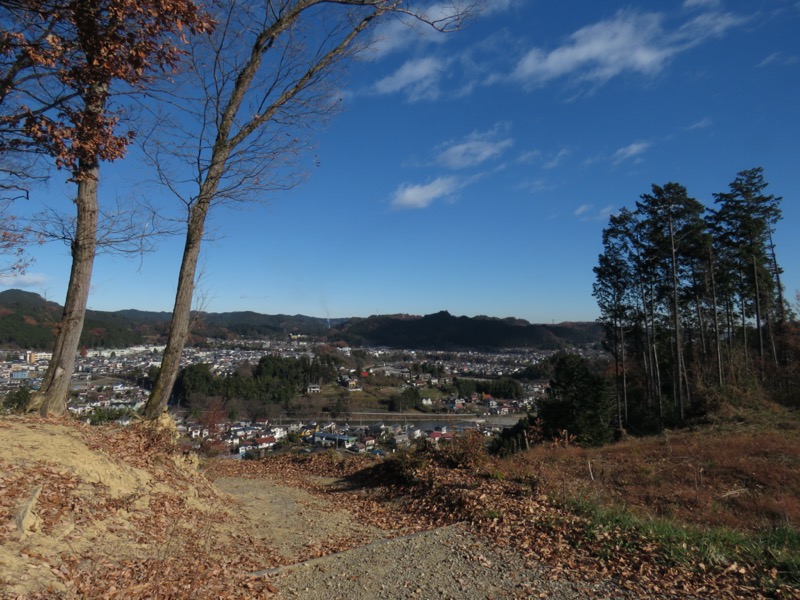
left=4, top=0, right=213, bottom=177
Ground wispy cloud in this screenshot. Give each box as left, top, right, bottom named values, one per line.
left=368, top=1, right=515, bottom=60
left=514, top=178, right=554, bottom=194
left=757, top=51, right=800, bottom=68
left=511, top=9, right=746, bottom=89
left=517, top=150, right=541, bottom=164
left=512, top=12, right=670, bottom=87
left=391, top=176, right=460, bottom=209
left=544, top=147, right=570, bottom=169
left=0, top=273, right=47, bottom=288
left=612, top=141, right=650, bottom=164
left=758, top=52, right=781, bottom=67
left=683, top=0, right=720, bottom=9
left=374, top=57, right=448, bottom=101
left=685, top=117, right=712, bottom=130
left=575, top=204, right=615, bottom=222
left=367, top=19, right=439, bottom=61
left=436, top=125, right=514, bottom=169
left=675, top=11, right=748, bottom=42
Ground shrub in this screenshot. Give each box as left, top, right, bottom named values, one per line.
left=88, top=406, right=135, bottom=425
left=439, top=430, right=487, bottom=469
left=3, top=387, right=30, bottom=413
left=375, top=448, right=430, bottom=485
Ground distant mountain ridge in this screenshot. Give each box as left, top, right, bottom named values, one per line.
left=0, top=290, right=601, bottom=350
left=332, top=310, right=601, bottom=350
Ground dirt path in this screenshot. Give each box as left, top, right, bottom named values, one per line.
left=261, top=524, right=624, bottom=600
left=213, top=475, right=386, bottom=562
left=211, top=470, right=632, bottom=600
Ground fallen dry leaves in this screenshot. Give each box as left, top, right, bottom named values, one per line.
left=209, top=449, right=799, bottom=599
left=1, top=417, right=282, bottom=599
left=3, top=416, right=798, bottom=599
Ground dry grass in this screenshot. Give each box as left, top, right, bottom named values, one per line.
left=486, top=404, right=800, bottom=589
left=500, top=405, right=800, bottom=532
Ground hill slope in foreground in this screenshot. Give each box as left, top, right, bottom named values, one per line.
left=1, top=414, right=798, bottom=599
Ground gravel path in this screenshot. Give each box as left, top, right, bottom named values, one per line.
left=214, top=476, right=386, bottom=561
left=262, top=523, right=632, bottom=599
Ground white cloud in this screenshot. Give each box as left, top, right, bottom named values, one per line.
left=674, top=11, right=748, bottom=44
left=612, top=141, right=651, bottom=164
left=367, top=1, right=515, bottom=60
left=0, top=273, right=47, bottom=288
left=758, top=52, right=782, bottom=68
left=683, top=0, right=720, bottom=9
left=757, top=52, right=800, bottom=68
left=367, top=17, right=444, bottom=61
left=512, top=12, right=670, bottom=87
left=544, top=147, right=571, bottom=169
left=514, top=178, right=553, bottom=194
left=575, top=204, right=616, bottom=222
left=685, top=117, right=712, bottom=130
left=511, top=8, right=746, bottom=89
left=599, top=205, right=615, bottom=219
left=436, top=126, right=514, bottom=169
left=517, top=150, right=541, bottom=164
left=391, top=176, right=460, bottom=209
left=374, top=57, right=448, bottom=101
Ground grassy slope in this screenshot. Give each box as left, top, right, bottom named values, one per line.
left=496, top=402, right=800, bottom=588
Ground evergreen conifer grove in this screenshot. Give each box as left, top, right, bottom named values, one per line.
left=593, top=167, right=798, bottom=433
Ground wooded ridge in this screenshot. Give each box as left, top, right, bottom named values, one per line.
left=0, top=290, right=602, bottom=350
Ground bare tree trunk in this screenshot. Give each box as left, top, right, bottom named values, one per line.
left=695, top=293, right=707, bottom=359
left=766, top=310, right=778, bottom=366
left=621, top=325, right=628, bottom=424
left=767, top=228, right=785, bottom=326
left=667, top=215, right=685, bottom=420
left=681, top=347, right=691, bottom=408
left=640, top=286, right=656, bottom=407
left=30, top=165, right=99, bottom=416
left=739, top=273, right=748, bottom=372
left=614, top=320, right=622, bottom=430
left=709, top=250, right=723, bottom=386
left=725, top=293, right=734, bottom=373
left=141, top=1, right=438, bottom=421
left=143, top=195, right=214, bottom=419
left=653, top=343, right=663, bottom=426
left=753, top=255, right=764, bottom=374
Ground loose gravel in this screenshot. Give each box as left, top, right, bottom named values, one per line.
left=264, top=523, right=633, bottom=599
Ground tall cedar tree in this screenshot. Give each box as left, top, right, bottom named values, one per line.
left=0, top=0, right=210, bottom=415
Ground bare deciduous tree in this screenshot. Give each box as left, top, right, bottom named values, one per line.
left=142, top=0, right=480, bottom=419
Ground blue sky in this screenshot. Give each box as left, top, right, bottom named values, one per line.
left=3, top=0, right=799, bottom=323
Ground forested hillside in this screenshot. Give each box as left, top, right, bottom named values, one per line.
left=0, top=290, right=601, bottom=350
left=333, top=311, right=602, bottom=350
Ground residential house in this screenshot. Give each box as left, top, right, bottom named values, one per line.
left=392, top=433, right=410, bottom=448
left=238, top=441, right=257, bottom=457
left=313, top=432, right=356, bottom=448
left=256, top=436, right=277, bottom=450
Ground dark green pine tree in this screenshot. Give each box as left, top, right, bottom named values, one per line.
left=711, top=167, right=784, bottom=376
left=636, top=183, right=707, bottom=420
